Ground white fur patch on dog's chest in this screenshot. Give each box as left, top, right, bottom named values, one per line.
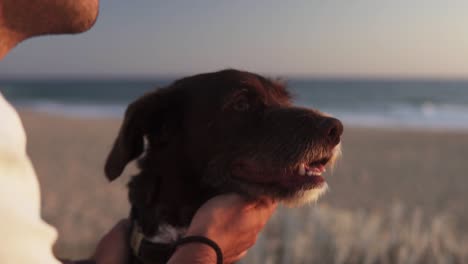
left=147, top=223, right=187, bottom=243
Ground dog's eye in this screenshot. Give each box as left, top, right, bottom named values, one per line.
left=233, top=96, right=250, bottom=111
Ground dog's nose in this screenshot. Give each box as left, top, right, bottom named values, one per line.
left=321, top=117, right=343, bottom=146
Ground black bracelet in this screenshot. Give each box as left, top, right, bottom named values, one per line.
left=174, top=236, right=223, bottom=264
left=72, top=260, right=96, bottom=264
left=59, top=259, right=95, bottom=264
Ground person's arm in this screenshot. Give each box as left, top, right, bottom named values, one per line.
left=60, top=260, right=94, bottom=264
left=169, top=194, right=277, bottom=264
left=66, top=194, right=276, bottom=264
left=168, top=243, right=218, bottom=264
left=59, top=220, right=131, bottom=264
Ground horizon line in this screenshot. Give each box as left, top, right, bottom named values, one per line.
left=1, top=72, right=468, bottom=82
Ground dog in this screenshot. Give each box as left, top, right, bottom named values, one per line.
left=104, top=69, right=343, bottom=263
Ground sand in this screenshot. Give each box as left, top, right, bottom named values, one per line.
left=17, top=110, right=468, bottom=259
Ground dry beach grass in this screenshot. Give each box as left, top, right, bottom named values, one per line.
left=19, top=110, right=468, bottom=263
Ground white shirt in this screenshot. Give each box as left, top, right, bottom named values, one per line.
left=0, top=93, right=60, bottom=264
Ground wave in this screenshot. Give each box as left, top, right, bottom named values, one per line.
left=325, top=102, right=468, bottom=131
left=12, top=99, right=468, bottom=131
left=15, top=100, right=126, bottom=119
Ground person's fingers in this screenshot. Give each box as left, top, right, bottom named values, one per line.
left=254, top=200, right=278, bottom=221
left=243, top=195, right=277, bottom=211
left=104, top=219, right=131, bottom=241
left=223, top=193, right=247, bottom=203
left=237, top=250, right=248, bottom=259
left=212, top=192, right=277, bottom=209
left=92, top=219, right=131, bottom=264
left=229, top=250, right=249, bottom=263
left=115, top=219, right=131, bottom=236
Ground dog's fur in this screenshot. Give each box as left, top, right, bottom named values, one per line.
left=105, top=69, right=343, bottom=263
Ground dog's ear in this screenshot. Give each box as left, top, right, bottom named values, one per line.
left=104, top=88, right=178, bottom=181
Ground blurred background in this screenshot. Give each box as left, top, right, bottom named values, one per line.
left=1, top=0, right=468, bottom=263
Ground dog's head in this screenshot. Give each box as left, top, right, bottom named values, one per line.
left=105, top=69, right=343, bottom=221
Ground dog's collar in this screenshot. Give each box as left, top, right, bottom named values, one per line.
left=130, top=222, right=224, bottom=264
left=130, top=222, right=145, bottom=257
left=130, top=222, right=179, bottom=264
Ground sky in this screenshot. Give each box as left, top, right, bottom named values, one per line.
left=1, top=0, right=468, bottom=79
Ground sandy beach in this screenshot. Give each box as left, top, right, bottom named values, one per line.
left=18, top=110, right=468, bottom=261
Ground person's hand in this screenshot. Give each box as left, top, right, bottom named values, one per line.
left=91, top=219, right=131, bottom=264
left=169, top=193, right=278, bottom=264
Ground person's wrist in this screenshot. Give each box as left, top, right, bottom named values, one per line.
left=169, top=243, right=217, bottom=264
left=75, top=260, right=96, bottom=264
left=60, top=260, right=95, bottom=264
left=186, top=226, right=225, bottom=254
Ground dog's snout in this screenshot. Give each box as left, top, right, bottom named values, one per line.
left=321, top=118, right=343, bottom=146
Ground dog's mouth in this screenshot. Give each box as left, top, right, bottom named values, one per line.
left=230, top=146, right=340, bottom=193
left=283, top=157, right=330, bottom=188
left=299, top=158, right=329, bottom=177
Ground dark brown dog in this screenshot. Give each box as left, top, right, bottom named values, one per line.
left=105, top=69, right=343, bottom=264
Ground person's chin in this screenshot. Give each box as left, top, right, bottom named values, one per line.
left=68, top=0, right=99, bottom=34
left=32, top=0, right=99, bottom=36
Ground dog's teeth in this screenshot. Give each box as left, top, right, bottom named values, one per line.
left=306, top=170, right=313, bottom=176
left=298, top=163, right=306, bottom=176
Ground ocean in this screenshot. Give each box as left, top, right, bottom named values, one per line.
left=2, top=78, right=468, bottom=131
